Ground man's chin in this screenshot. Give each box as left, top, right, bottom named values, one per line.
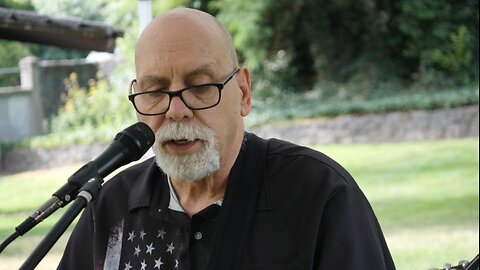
left=153, top=147, right=218, bottom=182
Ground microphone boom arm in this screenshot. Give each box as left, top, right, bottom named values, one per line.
left=0, top=122, right=154, bottom=255
left=19, top=176, right=104, bottom=270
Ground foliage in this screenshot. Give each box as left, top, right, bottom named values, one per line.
left=9, top=84, right=477, bottom=150
left=397, top=0, right=478, bottom=86
left=0, top=0, right=33, bottom=9
left=34, top=72, right=136, bottom=147
left=0, top=0, right=34, bottom=84
left=0, top=41, right=29, bottom=86
left=431, top=26, right=472, bottom=75
left=247, top=85, right=479, bottom=127
left=1, top=0, right=479, bottom=93
left=1, top=72, right=136, bottom=150
left=1, top=0, right=479, bottom=149
left=214, top=0, right=478, bottom=93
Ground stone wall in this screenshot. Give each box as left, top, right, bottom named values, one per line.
left=0, top=57, right=98, bottom=143
left=0, top=87, right=43, bottom=142
left=250, top=105, right=479, bottom=146
left=0, top=105, right=478, bottom=174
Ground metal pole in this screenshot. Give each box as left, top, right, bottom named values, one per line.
left=138, top=0, right=152, bottom=33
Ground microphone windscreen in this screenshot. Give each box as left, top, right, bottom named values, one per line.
left=114, top=122, right=155, bottom=161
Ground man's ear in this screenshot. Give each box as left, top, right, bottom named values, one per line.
left=238, top=67, right=252, bottom=117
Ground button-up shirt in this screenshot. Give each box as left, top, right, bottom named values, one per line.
left=58, top=133, right=395, bottom=270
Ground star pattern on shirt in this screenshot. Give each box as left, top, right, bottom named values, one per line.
left=140, top=230, right=146, bottom=240
left=146, top=242, right=155, bottom=255
left=121, top=226, right=184, bottom=270
left=127, top=231, right=135, bottom=242
left=157, top=228, right=167, bottom=239
left=154, top=257, right=164, bottom=269
left=134, top=245, right=141, bottom=257
left=166, top=242, right=175, bottom=254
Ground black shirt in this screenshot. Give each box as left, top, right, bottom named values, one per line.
left=58, top=133, right=396, bottom=270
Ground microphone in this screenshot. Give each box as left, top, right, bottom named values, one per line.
left=15, top=122, right=155, bottom=236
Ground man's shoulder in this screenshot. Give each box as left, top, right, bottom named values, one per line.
left=99, top=157, right=157, bottom=199
left=265, top=137, right=356, bottom=187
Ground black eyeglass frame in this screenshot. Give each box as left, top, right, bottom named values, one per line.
left=128, top=67, right=240, bottom=116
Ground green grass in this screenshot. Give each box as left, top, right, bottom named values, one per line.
left=0, top=164, right=82, bottom=270
left=316, top=139, right=479, bottom=269
left=0, top=139, right=478, bottom=269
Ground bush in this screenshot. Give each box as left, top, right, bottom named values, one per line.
left=247, top=86, right=479, bottom=127
left=52, top=72, right=135, bottom=132
left=10, top=72, right=137, bottom=149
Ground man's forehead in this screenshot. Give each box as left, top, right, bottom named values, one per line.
left=137, top=14, right=224, bottom=55
left=137, top=63, right=220, bottom=85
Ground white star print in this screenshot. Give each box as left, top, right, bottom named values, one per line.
left=134, top=245, right=141, bottom=256
left=157, top=228, right=167, bottom=239
left=146, top=242, right=155, bottom=255
left=166, top=242, right=175, bottom=254
left=154, top=257, right=164, bottom=269
left=127, top=231, right=135, bottom=242
left=140, top=230, right=146, bottom=240
left=124, top=262, right=132, bottom=270
left=175, top=259, right=179, bottom=268
left=140, top=259, right=147, bottom=270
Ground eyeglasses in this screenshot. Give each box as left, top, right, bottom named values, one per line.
left=129, top=68, right=240, bottom=116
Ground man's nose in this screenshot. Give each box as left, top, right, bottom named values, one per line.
left=165, top=94, right=193, bottom=121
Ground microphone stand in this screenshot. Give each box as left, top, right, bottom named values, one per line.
left=19, top=176, right=104, bottom=270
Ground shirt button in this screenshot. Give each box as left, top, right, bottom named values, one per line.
left=193, top=231, right=203, bottom=240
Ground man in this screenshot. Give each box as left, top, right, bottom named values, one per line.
left=58, top=8, right=396, bottom=270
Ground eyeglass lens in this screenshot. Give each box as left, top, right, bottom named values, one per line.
left=132, top=85, right=220, bottom=115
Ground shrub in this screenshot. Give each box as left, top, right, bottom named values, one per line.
left=52, top=72, right=135, bottom=133
left=247, top=86, right=479, bottom=127
left=8, top=72, right=137, bottom=149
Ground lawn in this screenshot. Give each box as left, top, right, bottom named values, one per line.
left=317, top=139, right=479, bottom=269
left=0, top=139, right=478, bottom=270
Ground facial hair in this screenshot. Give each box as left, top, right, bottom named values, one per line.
left=152, top=122, right=220, bottom=181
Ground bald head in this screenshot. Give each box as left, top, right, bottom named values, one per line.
left=135, top=8, right=238, bottom=77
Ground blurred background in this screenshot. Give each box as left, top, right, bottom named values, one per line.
left=0, top=0, right=478, bottom=269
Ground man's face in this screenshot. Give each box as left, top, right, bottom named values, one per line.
left=134, top=14, right=250, bottom=180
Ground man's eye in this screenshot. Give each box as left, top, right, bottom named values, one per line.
left=145, top=91, right=167, bottom=98
left=143, top=85, right=167, bottom=92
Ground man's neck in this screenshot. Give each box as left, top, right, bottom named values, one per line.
left=170, top=131, right=245, bottom=217
left=170, top=175, right=227, bottom=217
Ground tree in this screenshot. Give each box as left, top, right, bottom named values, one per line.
left=215, top=0, right=478, bottom=92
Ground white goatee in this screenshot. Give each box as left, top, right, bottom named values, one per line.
left=152, top=122, right=220, bottom=181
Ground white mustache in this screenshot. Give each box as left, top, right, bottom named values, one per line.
left=155, top=122, right=214, bottom=144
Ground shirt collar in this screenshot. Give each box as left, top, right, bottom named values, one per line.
left=127, top=134, right=272, bottom=214
left=167, top=176, right=223, bottom=213
left=127, top=157, right=169, bottom=212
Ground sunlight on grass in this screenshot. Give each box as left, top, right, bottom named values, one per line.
left=0, top=235, right=68, bottom=270
left=317, top=139, right=479, bottom=269
left=0, top=164, right=83, bottom=212
left=386, top=225, right=478, bottom=270
left=0, top=164, right=82, bottom=270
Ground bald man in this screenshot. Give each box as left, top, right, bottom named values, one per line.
left=58, top=8, right=395, bottom=270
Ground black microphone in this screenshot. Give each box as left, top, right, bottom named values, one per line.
left=15, top=122, right=155, bottom=236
